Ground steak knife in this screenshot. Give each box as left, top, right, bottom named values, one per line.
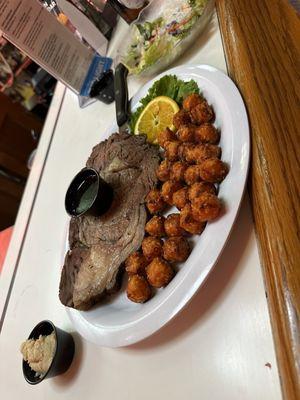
left=114, top=62, right=130, bottom=128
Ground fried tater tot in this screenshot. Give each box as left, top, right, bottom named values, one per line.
left=194, top=123, right=220, bottom=144
left=125, top=251, right=148, bottom=275
left=185, top=144, right=221, bottom=164
left=161, top=180, right=183, bottom=205
left=180, top=204, right=206, bottom=235
left=184, top=164, right=202, bottom=185
left=172, top=187, right=189, bottom=210
left=170, top=161, right=188, bottom=182
left=157, top=128, right=177, bottom=147
left=173, top=109, right=191, bottom=129
left=156, top=159, right=171, bottom=182
left=199, top=158, right=229, bottom=183
left=188, top=182, right=216, bottom=201
left=190, top=101, right=214, bottom=125
left=127, top=274, right=151, bottom=303
left=178, top=142, right=195, bottom=163
left=145, top=215, right=166, bottom=237
left=142, top=236, right=163, bottom=261
left=183, top=93, right=203, bottom=112
left=164, top=213, right=185, bottom=237
left=191, top=193, right=222, bottom=222
left=146, top=257, right=174, bottom=288
left=164, top=140, right=181, bottom=161
left=177, top=125, right=195, bottom=142
left=163, top=236, right=191, bottom=262
left=145, top=188, right=167, bottom=214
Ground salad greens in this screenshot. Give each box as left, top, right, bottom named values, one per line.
left=129, top=75, right=200, bottom=132
left=136, top=18, right=163, bottom=41
left=123, top=0, right=209, bottom=75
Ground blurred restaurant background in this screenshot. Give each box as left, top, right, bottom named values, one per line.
left=0, top=0, right=146, bottom=232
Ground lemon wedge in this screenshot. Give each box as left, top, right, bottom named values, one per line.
left=134, top=96, right=179, bottom=143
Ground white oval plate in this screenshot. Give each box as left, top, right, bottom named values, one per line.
left=65, top=65, right=250, bottom=347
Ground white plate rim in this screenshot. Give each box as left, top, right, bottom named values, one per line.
left=65, top=64, right=250, bottom=347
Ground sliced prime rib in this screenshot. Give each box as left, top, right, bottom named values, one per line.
left=59, top=132, right=160, bottom=310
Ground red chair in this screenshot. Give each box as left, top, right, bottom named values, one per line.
left=0, top=227, right=13, bottom=273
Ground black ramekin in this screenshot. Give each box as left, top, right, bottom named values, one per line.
left=22, top=320, right=75, bottom=385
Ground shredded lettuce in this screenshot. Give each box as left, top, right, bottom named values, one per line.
left=189, top=0, right=208, bottom=12
left=136, top=18, right=163, bottom=41
left=129, top=75, right=200, bottom=132
left=143, top=36, right=173, bottom=70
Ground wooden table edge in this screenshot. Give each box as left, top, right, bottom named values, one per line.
left=216, top=1, right=300, bottom=399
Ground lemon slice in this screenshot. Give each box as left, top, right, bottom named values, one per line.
left=134, top=96, right=180, bottom=143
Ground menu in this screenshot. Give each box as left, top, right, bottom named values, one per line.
left=0, top=0, right=103, bottom=93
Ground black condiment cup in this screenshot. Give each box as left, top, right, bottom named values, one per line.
left=65, top=167, right=113, bottom=217
left=22, top=320, right=75, bottom=385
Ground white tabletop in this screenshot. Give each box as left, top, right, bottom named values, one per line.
left=0, top=12, right=282, bottom=400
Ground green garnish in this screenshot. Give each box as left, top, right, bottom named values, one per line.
left=136, top=18, right=163, bottom=41
left=129, top=75, right=200, bottom=132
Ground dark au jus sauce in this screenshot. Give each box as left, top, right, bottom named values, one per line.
left=69, top=176, right=98, bottom=215
left=65, top=168, right=113, bottom=217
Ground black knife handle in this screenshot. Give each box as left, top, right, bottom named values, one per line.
left=114, top=63, right=129, bottom=127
